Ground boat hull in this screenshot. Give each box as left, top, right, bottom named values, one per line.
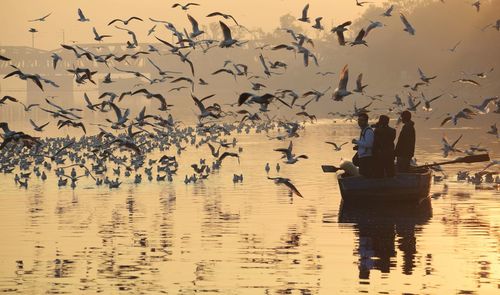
left=337, top=169, right=432, bottom=204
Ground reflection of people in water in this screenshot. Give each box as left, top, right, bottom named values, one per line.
left=340, top=200, right=432, bottom=279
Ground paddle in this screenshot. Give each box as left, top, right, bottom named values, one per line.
left=416, top=153, right=490, bottom=169
left=321, top=165, right=342, bottom=173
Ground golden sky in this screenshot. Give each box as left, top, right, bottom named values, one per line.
left=0, top=0, right=367, bottom=49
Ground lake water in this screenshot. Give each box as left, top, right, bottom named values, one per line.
left=0, top=120, right=499, bottom=294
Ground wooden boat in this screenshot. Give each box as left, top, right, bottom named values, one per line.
left=337, top=168, right=432, bottom=204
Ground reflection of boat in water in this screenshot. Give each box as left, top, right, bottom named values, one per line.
left=339, top=199, right=432, bottom=278
left=337, top=168, right=432, bottom=204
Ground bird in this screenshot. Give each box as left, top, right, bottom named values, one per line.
left=472, top=1, right=480, bottom=12
left=468, top=96, right=498, bottom=114
left=77, top=8, right=90, bottom=22
left=28, top=12, right=52, bottom=22
left=400, top=13, right=415, bottom=35
left=452, top=78, right=480, bottom=86
left=60, top=44, right=93, bottom=61
left=356, top=0, right=372, bottom=7
left=350, top=29, right=368, bottom=46
left=448, top=40, right=462, bottom=53
left=421, top=92, right=443, bottom=111
left=219, top=21, right=238, bottom=48
left=441, top=134, right=463, bottom=157
left=274, top=141, right=308, bottom=164
left=331, top=21, right=352, bottom=46
left=92, top=27, right=112, bottom=41
left=487, top=123, right=498, bottom=138
left=57, top=119, right=86, bottom=134
left=312, top=17, right=324, bottom=30
left=353, top=73, right=368, bottom=93
left=267, top=176, right=303, bottom=198
left=325, top=141, right=348, bottom=151
left=4, top=66, right=43, bottom=91
left=18, top=101, right=39, bottom=112
left=333, top=64, right=351, bottom=101
left=382, top=5, right=394, bottom=17
left=51, top=53, right=62, bottom=69
left=206, top=12, right=239, bottom=25
left=298, top=4, right=310, bottom=23
left=0, top=95, right=18, bottom=105
left=131, top=88, right=171, bottom=111
left=0, top=55, right=10, bottom=61
left=418, top=68, right=437, bottom=83
left=29, top=119, right=49, bottom=132
left=172, top=2, right=200, bottom=10
left=187, top=14, right=204, bottom=38
left=440, top=108, right=476, bottom=126
left=107, top=16, right=143, bottom=26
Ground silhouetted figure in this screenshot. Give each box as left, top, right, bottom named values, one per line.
left=372, top=115, right=396, bottom=178
left=395, top=111, right=415, bottom=173
left=352, top=113, right=374, bottom=177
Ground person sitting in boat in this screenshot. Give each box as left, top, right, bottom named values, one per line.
left=395, top=111, right=416, bottom=173
left=352, top=113, right=374, bottom=177
left=372, top=115, right=396, bottom=178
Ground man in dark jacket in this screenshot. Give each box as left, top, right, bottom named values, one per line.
left=395, top=111, right=416, bottom=172
left=372, top=115, right=396, bottom=177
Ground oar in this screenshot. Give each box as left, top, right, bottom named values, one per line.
left=416, top=153, right=490, bottom=169
left=321, top=165, right=342, bottom=173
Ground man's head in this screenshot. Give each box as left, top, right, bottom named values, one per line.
left=377, top=115, right=390, bottom=127
left=357, top=113, right=369, bottom=128
left=401, top=110, right=412, bottom=124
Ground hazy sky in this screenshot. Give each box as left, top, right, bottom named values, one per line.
left=0, top=0, right=368, bottom=49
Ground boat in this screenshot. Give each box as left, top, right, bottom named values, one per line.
left=337, top=168, right=432, bottom=204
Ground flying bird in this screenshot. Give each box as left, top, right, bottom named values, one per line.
left=107, top=16, right=143, bottom=26
left=77, top=8, right=90, bottom=22
left=333, top=64, right=351, bottom=101
left=28, top=12, right=52, bottom=22
left=267, top=176, right=303, bottom=198
left=400, top=13, right=415, bottom=35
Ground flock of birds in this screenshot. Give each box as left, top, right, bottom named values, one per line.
left=0, top=1, right=499, bottom=197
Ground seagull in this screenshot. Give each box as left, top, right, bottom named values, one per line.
left=353, top=73, right=368, bottom=93
left=472, top=1, right=480, bottom=12
left=356, top=0, right=372, bottom=7
left=77, top=8, right=90, bottom=22
left=206, top=12, right=239, bottom=25
left=312, top=17, right=324, bottom=30
left=4, top=66, right=43, bottom=91
left=365, top=21, right=384, bottom=37
left=274, top=141, right=308, bottom=164
left=0, top=95, right=18, bottom=105
left=441, top=134, right=463, bottom=158
left=350, top=28, right=368, bottom=46
left=93, top=27, right=112, bottom=41
left=406, top=93, right=421, bottom=111
left=331, top=21, right=352, bottom=46
left=382, top=5, right=394, bottom=17
left=0, top=55, right=10, bottom=61
left=186, top=14, right=204, bottom=39
left=131, top=88, right=171, bottom=111
left=298, top=4, right=310, bottom=23
left=172, top=2, right=200, bottom=10
left=421, top=92, right=443, bottom=111
left=333, top=64, right=351, bottom=101
left=468, top=96, right=498, bottom=114
left=440, top=108, right=476, bottom=126
left=400, top=13, right=415, bottom=35
left=267, top=176, right=303, bottom=198
left=60, top=44, right=93, bottom=61
left=219, top=21, right=238, bottom=48
left=325, top=141, right=348, bottom=151
left=448, top=40, right=462, bottom=52
left=28, top=12, right=52, bottom=22
left=107, top=16, right=143, bottom=26
left=173, top=51, right=195, bottom=76
left=452, top=78, right=480, bottom=86
left=487, top=123, right=498, bottom=138
left=57, top=119, right=86, bottom=134
left=418, top=68, right=437, bottom=83
left=29, top=119, right=49, bottom=132
left=50, top=53, right=62, bottom=69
